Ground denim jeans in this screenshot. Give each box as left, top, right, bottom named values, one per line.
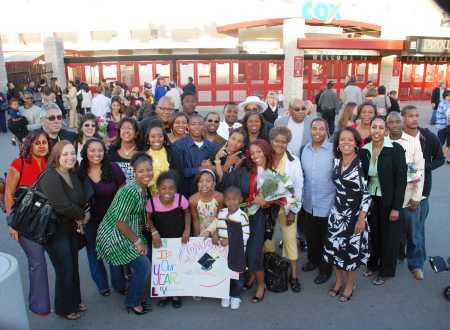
left=84, top=222, right=126, bottom=293
left=18, top=236, right=51, bottom=314
left=125, top=255, right=151, bottom=308
left=230, top=274, right=244, bottom=298
left=402, top=198, right=430, bottom=271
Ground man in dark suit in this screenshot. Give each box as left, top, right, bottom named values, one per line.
left=431, top=81, right=446, bottom=125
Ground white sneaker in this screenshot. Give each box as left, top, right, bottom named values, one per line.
left=230, top=297, right=241, bottom=310
left=221, top=297, right=230, bottom=308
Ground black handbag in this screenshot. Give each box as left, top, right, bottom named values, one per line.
left=264, top=252, right=290, bottom=293
left=7, top=170, right=57, bottom=244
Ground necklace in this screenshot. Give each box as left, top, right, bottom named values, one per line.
left=342, top=155, right=356, bottom=171
left=121, top=144, right=136, bottom=157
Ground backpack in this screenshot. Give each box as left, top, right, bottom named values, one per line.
left=264, top=252, right=290, bottom=292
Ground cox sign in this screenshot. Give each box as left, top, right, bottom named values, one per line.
left=302, top=1, right=342, bottom=21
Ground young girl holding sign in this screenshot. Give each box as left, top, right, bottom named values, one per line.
left=189, top=169, right=223, bottom=237
left=146, top=171, right=191, bottom=308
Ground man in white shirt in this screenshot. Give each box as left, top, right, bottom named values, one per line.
left=91, top=86, right=111, bottom=119
left=165, top=81, right=182, bottom=111
left=19, top=91, right=42, bottom=131
left=217, top=102, right=242, bottom=140
left=274, top=98, right=314, bottom=156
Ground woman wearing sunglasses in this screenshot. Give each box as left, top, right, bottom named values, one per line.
left=75, top=113, right=102, bottom=162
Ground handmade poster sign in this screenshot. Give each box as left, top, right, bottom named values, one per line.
left=151, top=237, right=231, bottom=298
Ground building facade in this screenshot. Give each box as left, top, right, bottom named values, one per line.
left=1, top=0, right=449, bottom=106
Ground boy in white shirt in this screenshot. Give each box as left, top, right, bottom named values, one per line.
left=204, top=186, right=249, bottom=310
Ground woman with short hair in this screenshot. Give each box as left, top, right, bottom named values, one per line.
left=266, top=126, right=303, bottom=292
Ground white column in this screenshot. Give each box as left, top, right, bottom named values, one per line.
left=43, top=37, right=66, bottom=87
left=379, top=55, right=399, bottom=94
left=0, top=39, right=8, bottom=93
left=282, top=18, right=305, bottom=105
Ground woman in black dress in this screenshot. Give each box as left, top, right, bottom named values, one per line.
left=323, top=127, right=371, bottom=302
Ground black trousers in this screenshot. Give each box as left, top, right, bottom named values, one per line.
left=367, top=196, right=401, bottom=277
left=44, top=232, right=81, bottom=316
left=321, top=109, right=336, bottom=135
left=302, top=209, right=332, bottom=275
left=230, top=274, right=244, bottom=298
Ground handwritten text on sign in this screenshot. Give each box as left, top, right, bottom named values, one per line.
left=151, top=237, right=230, bottom=299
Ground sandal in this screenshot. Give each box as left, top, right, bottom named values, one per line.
left=251, top=288, right=266, bottom=303
left=338, top=292, right=353, bottom=302
left=64, top=312, right=81, bottom=320
left=363, top=270, right=375, bottom=277
left=372, top=277, right=386, bottom=286
left=78, top=304, right=87, bottom=312
left=328, top=286, right=341, bottom=297
left=100, top=289, right=111, bottom=297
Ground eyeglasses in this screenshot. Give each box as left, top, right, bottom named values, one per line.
left=292, top=106, right=307, bottom=112
left=246, top=107, right=259, bottom=112
left=24, top=97, right=33, bottom=100
left=207, top=119, right=220, bottom=124
left=46, top=115, right=63, bottom=121
left=83, top=123, right=96, bottom=128
left=158, top=107, right=175, bottom=112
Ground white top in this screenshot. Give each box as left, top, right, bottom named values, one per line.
left=208, top=208, right=250, bottom=250
left=393, top=132, right=425, bottom=206
left=287, top=118, right=304, bottom=156
left=19, top=105, right=42, bottom=130
left=343, top=85, right=363, bottom=106
left=165, top=88, right=182, bottom=110
left=77, top=90, right=93, bottom=108
left=91, top=94, right=111, bottom=118
left=217, top=121, right=242, bottom=140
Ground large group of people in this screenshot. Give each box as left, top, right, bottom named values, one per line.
left=1, top=75, right=446, bottom=321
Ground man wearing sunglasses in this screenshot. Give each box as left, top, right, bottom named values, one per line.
left=204, top=111, right=226, bottom=146
left=40, top=103, right=77, bottom=149
left=139, top=96, right=175, bottom=139
left=275, top=98, right=315, bottom=157
left=19, top=91, right=43, bottom=131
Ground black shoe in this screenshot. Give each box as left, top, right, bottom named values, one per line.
left=298, top=238, right=308, bottom=252
left=289, top=278, right=302, bottom=293
left=172, top=298, right=182, bottom=309
left=127, top=305, right=149, bottom=315
left=302, top=262, right=317, bottom=272
left=157, top=299, right=169, bottom=307
left=314, top=273, right=331, bottom=285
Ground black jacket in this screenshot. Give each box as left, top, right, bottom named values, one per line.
left=262, top=106, right=278, bottom=124
left=388, top=96, right=400, bottom=113
left=360, top=141, right=407, bottom=210
left=419, top=128, right=445, bottom=197
left=431, top=87, right=443, bottom=110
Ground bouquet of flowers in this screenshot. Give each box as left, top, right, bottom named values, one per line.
left=96, top=116, right=108, bottom=137
left=245, top=169, right=301, bottom=216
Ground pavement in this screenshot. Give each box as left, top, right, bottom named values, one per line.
left=0, top=101, right=449, bottom=330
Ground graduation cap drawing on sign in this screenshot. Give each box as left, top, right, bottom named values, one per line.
left=197, top=253, right=219, bottom=271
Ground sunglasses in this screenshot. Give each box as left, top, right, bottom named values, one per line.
left=158, top=107, right=175, bottom=112
left=207, top=119, right=220, bottom=123
left=292, top=106, right=307, bottom=112
left=47, top=115, right=63, bottom=121
left=246, top=107, right=259, bottom=112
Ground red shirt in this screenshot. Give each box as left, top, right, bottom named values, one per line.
left=10, top=157, right=47, bottom=187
